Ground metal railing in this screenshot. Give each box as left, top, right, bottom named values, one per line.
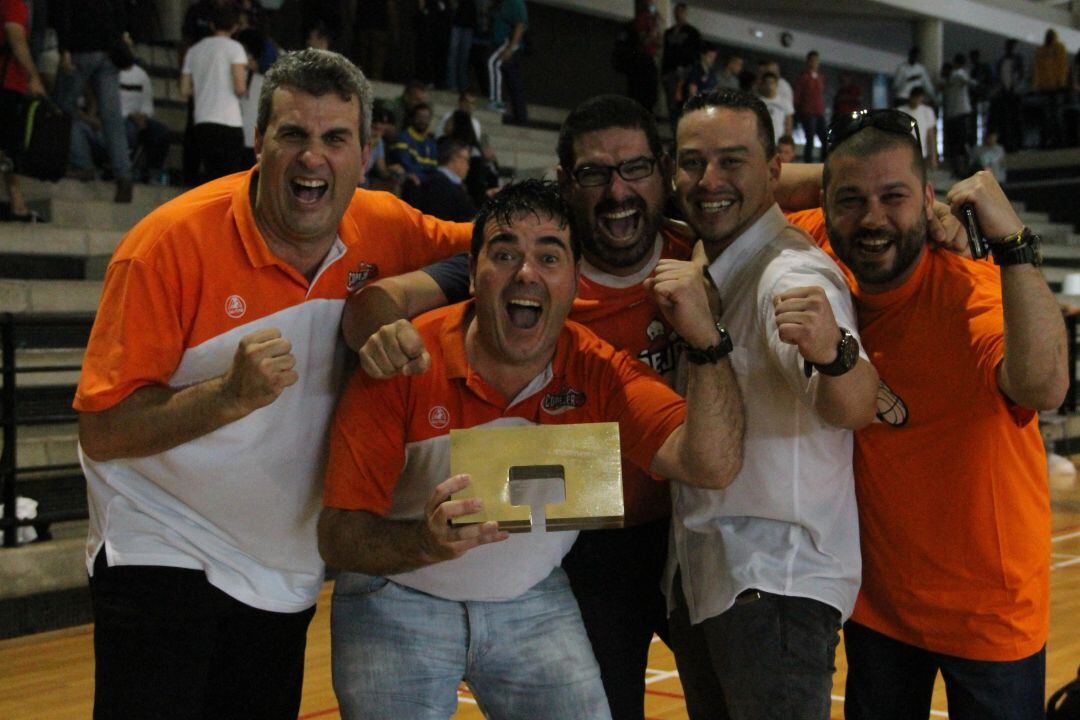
left=1, top=312, right=94, bottom=548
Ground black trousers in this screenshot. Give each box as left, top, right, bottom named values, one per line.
left=562, top=517, right=671, bottom=720
left=90, top=551, right=316, bottom=720
left=192, top=123, right=245, bottom=183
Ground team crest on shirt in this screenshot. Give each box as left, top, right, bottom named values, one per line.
left=347, top=261, right=380, bottom=292
left=874, top=379, right=908, bottom=427
left=541, top=386, right=586, bottom=415
left=636, top=315, right=678, bottom=376
left=225, top=294, right=247, bottom=319
left=428, top=405, right=450, bottom=429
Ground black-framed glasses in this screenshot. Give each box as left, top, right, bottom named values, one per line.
left=825, top=109, right=921, bottom=154
left=571, top=156, right=658, bottom=187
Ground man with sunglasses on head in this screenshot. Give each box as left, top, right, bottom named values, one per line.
left=662, top=88, right=879, bottom=720
left=816, top=108, right=1067, bottom=720
left=340, top=93, right=827, bottom=720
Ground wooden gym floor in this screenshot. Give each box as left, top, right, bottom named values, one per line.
left=2, top=476, right=1079, bottom=720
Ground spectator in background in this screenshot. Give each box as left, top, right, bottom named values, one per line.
left=661, top=2, right=701, bottom=134
left=389, top=78, right=427, bottom=131
left=994, top=38, right=1025, bottom=151
left=1033, top=28, right=1068, bottom=149
left=363, top=102, right=402, bottom=193
left=898, top=86, right=938, bottom=170
left=416, top=136, right=476, bottom=221
left=436, top=90, right=482, bottom=141
left=0, top=0, right=47, bottom=222
left=487, top=0, right=528, bottom=124
left=180, top=4, right=247, bottom=182
left=52, top=0, right=134, bottom=203
left=390, top=101, right=438, bottom=200
left=969, top=129, right=1006, bottom=182
left=941, top=55, right=975, bottom=177
left=968, top=49, right=993, bottom=143
left=776, top=134, right=796, bottom=163
left=446, top=0, right=477, bottom=93
left=714, top=51, right=741, bottom=91
left=236, top=28, right=265, bottom=170
left=793, top=50, right=826, bottom=162
left=893, top=46, right=936, bottom=106
left=354, top=0, right=391, bottom=82
left=416, top=0, right=450, bottom=88
left=117, top=55, right=171, bottom=185
left=305, top=20, right=331, bottom=50
left=685, top=44, right=718, bottom=99
left=758, top=71, right=793, bottom=143
left=760, top=59, right=793, bottom=108
left=833, top=73, right=864, bottom=117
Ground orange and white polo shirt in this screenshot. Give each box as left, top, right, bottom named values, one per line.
left=324, top=301, right=687, bottom=601
left=75, top=168, right=471, bottom=613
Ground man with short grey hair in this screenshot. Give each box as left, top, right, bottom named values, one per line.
left=75, top=49, right=471, bottom=719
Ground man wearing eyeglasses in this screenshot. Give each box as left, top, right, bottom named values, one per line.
left=660, top=88, right=879, bottom=720
left=339, top=93, right=836, bottom=720
left=819, top=109, right=1067, bottom=720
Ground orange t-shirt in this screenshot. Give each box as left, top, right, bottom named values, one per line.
left=324, top=301, right=688, bottom=516
left=570, top=227, right=692, bottom=525
left=791, top=207, right=1049, bottom=660
left=75, top=169, right=472, bottom=412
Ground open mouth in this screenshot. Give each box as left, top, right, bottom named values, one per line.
left=599, top=207, right=642, bottom=241
left=853, top=233, right=895, bottom=256
left=506, top=298, right=543, bottom=329
left=290, top=178, right=329, bottom=204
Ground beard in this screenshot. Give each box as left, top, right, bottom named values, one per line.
left=578, top=196, right=662, bottom=271
left=828, top=215, right=927, bottom=290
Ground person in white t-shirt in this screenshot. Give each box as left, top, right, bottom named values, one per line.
left=117, top=59, right=171, bottom=183
left=235, top=28, right=266, bottom=169
left=180, top=4, right=247, bottom=181
left=897, top=86, right=938, bottom=169
left=758, top=72, right=793, bottom=142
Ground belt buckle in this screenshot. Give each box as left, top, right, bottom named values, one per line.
left=735, top=589, right=763, bottom=606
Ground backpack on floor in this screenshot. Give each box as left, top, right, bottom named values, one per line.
left=14, top=97, right=72, bottom=182
left=1048, top=665, right=1080, bottom=719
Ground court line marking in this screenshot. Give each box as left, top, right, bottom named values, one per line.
left=1052, top=529, right=1080, bottom=544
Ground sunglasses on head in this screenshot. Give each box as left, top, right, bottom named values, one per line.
left=825, top=109, right=921, bottom=154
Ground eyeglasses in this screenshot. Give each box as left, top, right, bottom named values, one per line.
left=571, top=156, right=658, bottom=188
left=825, top=109, right=921, bottom=154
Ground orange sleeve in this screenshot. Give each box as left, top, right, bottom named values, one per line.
left=349, top=190, right=473, bottom=272
left=73, top=258, right=186, bottom=412
left=964, top=265, right=1036, bottom=425
left=324, top=367, right=409, bottom=514
left=598, top=345, right=687, bottom=475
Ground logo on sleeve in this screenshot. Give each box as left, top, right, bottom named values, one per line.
left=347, top=261, right=380, bottom=292
left=541, top=386, right=587, bottom=415
left=428, top=405, right=450, bottom=429
left=875, top=379, right=908, bottom=427
left=225, top=295, right=247, bottom=319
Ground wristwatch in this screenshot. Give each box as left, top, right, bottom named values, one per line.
left=803, top=327, right=859, bottom=378
left=684, top=322, right=734, bottom=365
left=989, top=226, right=1042, bottom=267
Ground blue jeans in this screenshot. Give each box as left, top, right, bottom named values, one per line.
left=53, top=51, right=132, bottom=181
left=331, top=567, right=611, bottom=720
left=668, top=577, right=841, bottom=720
left=445, top=26, right=474, bottom=93
left=843, top=620, right=1046, bottom=720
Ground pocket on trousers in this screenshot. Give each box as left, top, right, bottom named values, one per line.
left=333, top=571, right=391, bottom=598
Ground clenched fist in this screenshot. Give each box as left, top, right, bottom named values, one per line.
left=222, top=328, right=298, bottom=415
left=773, top=286, right=842, bottom=365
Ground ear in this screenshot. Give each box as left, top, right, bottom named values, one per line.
left=468, top=254, right=477, bottom=297
left=923, top=180, right=936, bottom=219
left=767, top=151, right=782, bottom=186
left=253, top=128, right=264, bottom=165
left=556, top=165, right=570, bottom=188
